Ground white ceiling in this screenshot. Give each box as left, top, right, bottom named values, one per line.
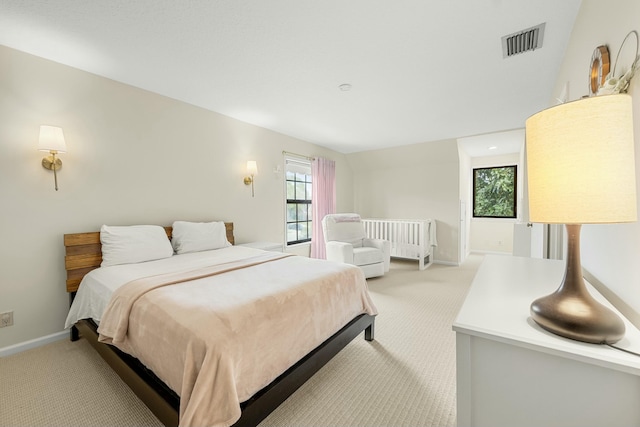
left=0, top=1, right=581, bottom=154
left=458, top=129, right=525, bottom=158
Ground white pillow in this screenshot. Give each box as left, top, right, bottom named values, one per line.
left=171, top=221, right=231, bottom=254
left=100, top=225, right=174, bottom=267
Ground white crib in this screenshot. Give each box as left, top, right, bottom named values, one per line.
left=362, top=219, right=436, bottom=270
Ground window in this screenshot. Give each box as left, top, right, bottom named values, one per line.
left=285, top=157, right=312, bottom=245
left=473, top=165, right=517, bottom=218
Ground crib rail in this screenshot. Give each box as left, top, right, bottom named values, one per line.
left=362, top=219, right=435, bottom=270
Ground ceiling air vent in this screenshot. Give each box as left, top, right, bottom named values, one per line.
left=502, top=23, right=546, bottom=58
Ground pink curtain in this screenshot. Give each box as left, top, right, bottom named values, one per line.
left=310, top=157, right=336, bottom=259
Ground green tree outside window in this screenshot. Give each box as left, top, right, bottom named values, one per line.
left=473, top=165, right=517, bottom=218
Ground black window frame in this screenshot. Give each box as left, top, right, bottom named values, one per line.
left=285, top=166, right=313, bottom=245
left=472, top=165, right=517, bottom=219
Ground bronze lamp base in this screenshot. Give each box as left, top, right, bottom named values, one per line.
left=530, top=224, right=625, bottom=344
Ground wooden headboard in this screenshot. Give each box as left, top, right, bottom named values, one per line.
left=64, top=222, right=235, bottom=293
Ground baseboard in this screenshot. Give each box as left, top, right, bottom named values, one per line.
left=0, top=330, right=68, bottom=358
left=470, top=249, right=511, bottom=256
left=433, top=260, right=459, bottom=266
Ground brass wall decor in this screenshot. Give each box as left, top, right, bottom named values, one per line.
left=589, top=45, right=610, bottom=96
left=596, top=31, right=640, bottom=95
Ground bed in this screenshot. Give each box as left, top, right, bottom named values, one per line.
left=64, top=221, right=377, bottom=427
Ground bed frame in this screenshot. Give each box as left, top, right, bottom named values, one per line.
left=63, top=222, right=375, bottom=427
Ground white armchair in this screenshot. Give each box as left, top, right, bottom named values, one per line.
left=322, top=213, right=390, bottom=278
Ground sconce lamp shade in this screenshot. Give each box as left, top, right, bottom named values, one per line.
left=244, top=161, right=258, bottom=197
left=38, top=126, right=67, bottom=153
left=526, top=94, right=637, bottom=224
left=246, top=160, right=258, bottom=176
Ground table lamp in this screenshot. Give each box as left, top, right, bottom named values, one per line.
left=525, top=94, right=637, bottom=344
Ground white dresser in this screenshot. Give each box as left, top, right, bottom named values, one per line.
left=453, top=255, right=640, bottom=427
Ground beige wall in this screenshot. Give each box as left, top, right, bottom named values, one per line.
left=347, top=140, right=460, bottom=264
left=551, top=0, right=640, bottom=322
left=0, top=45, right=353, bottom=349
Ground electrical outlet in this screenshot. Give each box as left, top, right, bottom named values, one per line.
left=0, top=311, right=13, bottom=328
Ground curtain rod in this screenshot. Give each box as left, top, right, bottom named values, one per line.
left=282, top=150, right=315, bottom=161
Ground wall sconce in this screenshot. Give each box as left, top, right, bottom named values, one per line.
left=38, top=125, right=67, bottom=191
left=244, top=160, right=258, bottom=197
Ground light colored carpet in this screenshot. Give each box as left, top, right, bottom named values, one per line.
left=0, top=255, right=483, bottom=427
left=0, top=332, right=163, bottom=426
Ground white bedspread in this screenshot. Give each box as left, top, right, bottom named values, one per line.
left=66, top=246, right=377, bottom=427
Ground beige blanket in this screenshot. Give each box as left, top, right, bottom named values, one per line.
left=98, top=251, right=377, bottom=427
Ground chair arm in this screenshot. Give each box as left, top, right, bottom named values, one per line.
left=364, top=238, right=391, bottom=272
left=325, top=241, right=354, bottom=264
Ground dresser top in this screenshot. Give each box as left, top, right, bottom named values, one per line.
left=453, top=255, right=640, bottom=375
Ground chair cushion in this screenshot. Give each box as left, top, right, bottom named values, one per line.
left=323, top=214, right=366, bottom=247
left=353, top=246, right=383, bottom=266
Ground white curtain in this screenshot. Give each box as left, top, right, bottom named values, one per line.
left=310, top=157, right=336, bottom=259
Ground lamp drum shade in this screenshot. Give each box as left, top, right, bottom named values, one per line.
left=525, top=94, right=636, bottom=224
